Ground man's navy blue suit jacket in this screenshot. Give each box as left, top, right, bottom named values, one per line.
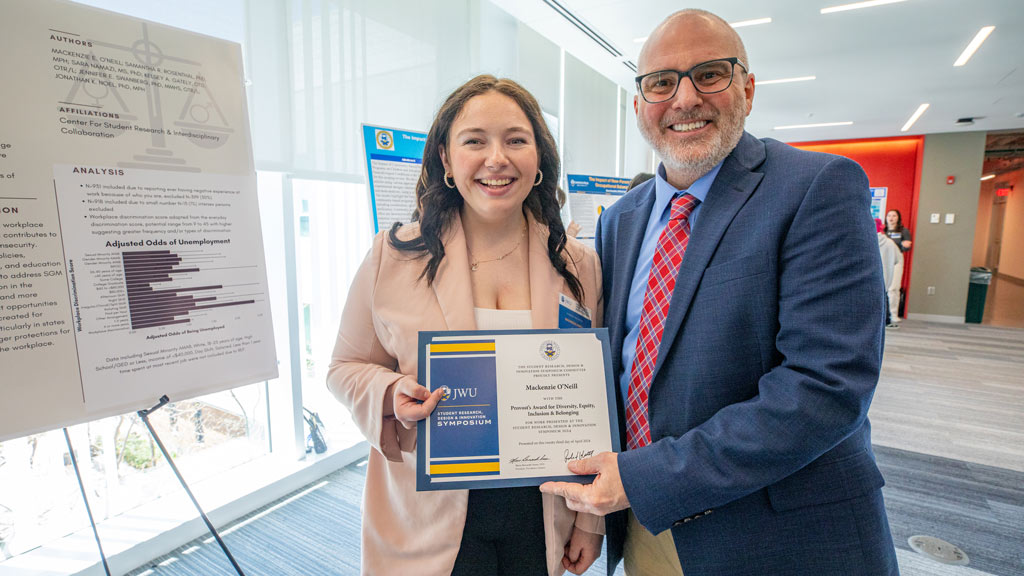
left=596, top=132, right=899, bottom=575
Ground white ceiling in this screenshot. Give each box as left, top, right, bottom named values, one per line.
left=490, top=0, right=1024, bottom=144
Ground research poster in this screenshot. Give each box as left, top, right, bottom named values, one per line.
left=566, top=174, right=630, bottom=240
left=0, top=0, right=276, bottom=441
left=361, top=124, right=427, bottom=234
left=870, top=187, right=888, bottom=221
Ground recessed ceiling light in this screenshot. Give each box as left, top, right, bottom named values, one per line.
left=954, top=26, right=995, bottom=67
left=774, top=121, right=854, bottom=130
left=758, top=76, right=816, bottom=85
left=633, top=36, right=648, bottom=43
left=980, top=174, right=996, bottom=181
left=821, top=0, right=908, bottom=14
left=731, top=17, right=772, bottom=28
left=901, top=103, right=930, bottom=132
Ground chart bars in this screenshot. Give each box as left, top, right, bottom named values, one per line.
left=122, top=249, right=256, bottom=330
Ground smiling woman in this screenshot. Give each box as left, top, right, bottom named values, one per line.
left=327, top=75, right=606, bottom=575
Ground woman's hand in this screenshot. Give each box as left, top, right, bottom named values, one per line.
left=562, top=526, right=603, bottom=574
left=386, top=377, right=443, bottom=429
left=901, top=239, right=912, bottom=250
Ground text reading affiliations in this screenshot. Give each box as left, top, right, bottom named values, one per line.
left=59, top=106, right=119, bottom=120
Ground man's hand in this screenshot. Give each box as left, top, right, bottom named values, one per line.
left=562, top=526, right=602, bottom=574
left=540, top=451, right=629, bottom=515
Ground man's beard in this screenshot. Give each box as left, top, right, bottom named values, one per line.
left=640, top=96, right=746, bottom=184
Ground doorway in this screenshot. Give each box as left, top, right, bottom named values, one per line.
left=975, top=131, right=1024, bottom=327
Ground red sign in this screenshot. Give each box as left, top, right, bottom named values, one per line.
left=946, top=175, right=956, bottom=185
left=996, top=188, right=1011, bottom=197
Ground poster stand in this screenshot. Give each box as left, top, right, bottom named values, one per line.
left=138, top=395, right=247, bottom=576
left=62, top=428, right=112, bottom=576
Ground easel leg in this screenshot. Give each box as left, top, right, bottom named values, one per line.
left=63, top=427, right=112, bottom=576
left=138, top=396, right=246, bottom=576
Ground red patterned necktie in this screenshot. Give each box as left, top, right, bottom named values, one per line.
left=626, top=193, right=699, bottom=450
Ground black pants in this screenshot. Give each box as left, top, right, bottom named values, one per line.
left=450, top=487, right=547, bottom=576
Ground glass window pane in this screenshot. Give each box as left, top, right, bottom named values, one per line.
left=292, top=178, right=373, bottom=452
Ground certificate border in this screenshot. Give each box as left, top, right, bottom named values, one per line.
left=416, top=328, right=620, bottom=491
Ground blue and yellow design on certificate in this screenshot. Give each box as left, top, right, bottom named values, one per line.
left=426, top=339, right=500, bottom=479
left=416, top=329, right=619, bottom=491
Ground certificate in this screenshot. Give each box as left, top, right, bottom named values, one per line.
left=416, top=328, right=620, bottom=491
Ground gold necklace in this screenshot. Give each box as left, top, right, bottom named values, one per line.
left=469, top=226, right=526, bottom=272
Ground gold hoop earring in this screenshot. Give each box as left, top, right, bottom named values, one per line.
left=534, top=171, right=543, bottom=187
left=444, top=173, right=456, bottom=189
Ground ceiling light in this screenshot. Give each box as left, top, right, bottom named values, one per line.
left=774, top=121, right=854, bottom=130
left=980, top=174, right=995, bottom=181
left=900, top=103, right=930, bottom=132
left=821, top=0, right=908, bottom=14
left=954, top=26, right=995, bottom=67
left=731, top=17, right=772, bottom=28
left=758, top=76, right=816, bottom=85
left=633, top=36, right=647, bottom=43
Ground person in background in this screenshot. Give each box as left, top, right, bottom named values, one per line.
left=884, top=209, right=912, bottom=252
left=628, top=172, right=654, bottom=191
left=327, top=74, right=603, bottom=576
left=877, top=218, right=902, bottom=328
left=884, top=209, right=911, bottom=322
left=540, top=8, right=898, bottom=575
left=566, top=220, right=582, bottom=238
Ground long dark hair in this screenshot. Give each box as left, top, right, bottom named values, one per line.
left=387, top=74, right=583, bottom=302
left=885, top=209, right=902, bottom=231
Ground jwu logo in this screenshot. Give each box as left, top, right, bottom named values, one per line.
left=440, top=385, right=477, bottom=402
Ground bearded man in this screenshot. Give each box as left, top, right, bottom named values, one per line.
left=541, top=9, right=900, bottom=576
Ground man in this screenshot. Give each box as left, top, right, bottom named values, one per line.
left=540, top=9, right=899, bottom=576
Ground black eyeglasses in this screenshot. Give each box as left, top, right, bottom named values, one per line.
left=635, top=57, right=748, bottom=104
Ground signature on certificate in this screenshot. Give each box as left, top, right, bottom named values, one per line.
left=509, top=454, right=551, bottom=464
left=563, top=449, right=595, bottom=462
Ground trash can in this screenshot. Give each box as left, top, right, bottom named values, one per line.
left=965, top=267, right=992, bottom=323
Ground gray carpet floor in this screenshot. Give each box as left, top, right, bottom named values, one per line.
left=126, top=446, right=1024, bottom=576
left=128, top=320, right=1024, bottom=575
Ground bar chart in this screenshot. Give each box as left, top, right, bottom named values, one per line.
left=122, top=249, right=257, bottom=330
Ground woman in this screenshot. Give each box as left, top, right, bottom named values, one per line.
left=884, top=209, right=911, bottom=325
left=884, top=209, right=912, bottom=252
left=328, top=75, right=604, bottom=576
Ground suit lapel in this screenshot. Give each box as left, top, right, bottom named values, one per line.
left=650, top=134, right=766, bottom=381
left=431, top=214, right=477, bottom=331
left=527, top=212, right=561, bottom=330
left=608, top=182, right=657, bottom=374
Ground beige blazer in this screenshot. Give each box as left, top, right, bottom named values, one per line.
left=328, top=211, right=603, bottom=576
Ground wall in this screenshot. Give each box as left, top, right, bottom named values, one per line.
left=908, top=132, right=987, bottom=322
left=515, top=24, right=560, bottom=118
left=621, top=87, right=653, bottom=178
left=562, top=53, right=618, bottom=177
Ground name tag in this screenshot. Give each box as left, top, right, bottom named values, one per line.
left=558, top=293, right=592, bottom=328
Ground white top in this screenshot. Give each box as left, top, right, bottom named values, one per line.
left=473, top=307, right=533, bottom=330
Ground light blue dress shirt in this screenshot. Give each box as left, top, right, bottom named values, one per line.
left=618, top=160, right=725, bottom=402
